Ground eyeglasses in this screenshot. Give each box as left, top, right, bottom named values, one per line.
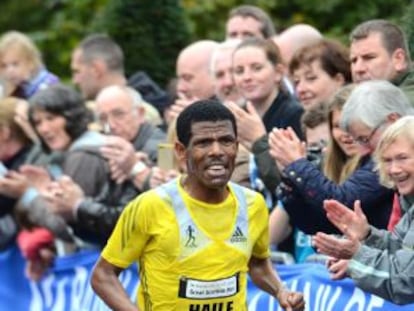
left=354, top=121, right=385, bottom=146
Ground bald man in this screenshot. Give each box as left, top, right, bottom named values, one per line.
left=176, top=40, right=218, bottom=99
left=96, top=85, right=166, bottom=189
left=167, top=40, right=219, bottom=123
left=210, top=39, right=242, bottom=102
left=273, top=24, right=323, bottom=65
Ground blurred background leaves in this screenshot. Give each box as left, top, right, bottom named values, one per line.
left=0, top=0, right=412, bottom=88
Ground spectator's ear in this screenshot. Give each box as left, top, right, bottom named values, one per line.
left=333, top=73, right=345, bottom=85
left=174, top=141, right=186, bottom=164
left=91, top=59, right=106, bottom=78
left=386, top=112, right=401, bottom=123
left=136, top=105, right=146, bottom=119
left=392, top=48, right=408, bottom=73
left=272, top=63, right=285, bottom=86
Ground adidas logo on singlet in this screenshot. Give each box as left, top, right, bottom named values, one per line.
left=230, top=226, right=247, bottom=243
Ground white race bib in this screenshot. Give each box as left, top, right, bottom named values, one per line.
left=179, top=273, right=239, bottom=299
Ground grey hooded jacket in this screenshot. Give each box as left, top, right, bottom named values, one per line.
left=347, top=195, right=414, bottom=305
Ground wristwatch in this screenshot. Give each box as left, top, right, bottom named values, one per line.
left=129, top=161, right=147, bottom=178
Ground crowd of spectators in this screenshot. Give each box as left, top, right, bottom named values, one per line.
left=1, top=4, right=414, bottom=306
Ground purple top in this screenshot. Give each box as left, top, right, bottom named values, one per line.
left=22, top=68, right=59, bottom=98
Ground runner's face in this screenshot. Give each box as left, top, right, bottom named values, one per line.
left=181, top=120, right=238, bottom=190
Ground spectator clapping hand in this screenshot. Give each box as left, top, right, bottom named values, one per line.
left=166, top=92, right=198, bottom=123
left=326, top=257, right=349, bottom=280
left=44, top=175, right=85, bottom=221
left=149, top=167, right=180, bottom=189
left=268, top=127, right=306, bottom=170
left=313, top=200, right=370, bottom=260
left=149, top=167, right=166, bottom=189
left=0, top=170, right=29, bottom=198
left=323, top=199, right=370, bottom=241
left=101, top=136, right=141, bottom=184
left=313, top=232, right=359, bottom=260
left=20, top=165, right=52, bottom=194
left=225, top=100, right=266, bottom=151
left=0, top=165, right=51, bottom=199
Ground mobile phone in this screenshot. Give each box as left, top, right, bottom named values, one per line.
left=0, top=162, right=8, bottom=177
left=157, top=143, right=175, bottom=171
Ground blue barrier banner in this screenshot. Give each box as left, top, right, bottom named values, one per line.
left=1, top=243, right=413, bottom=311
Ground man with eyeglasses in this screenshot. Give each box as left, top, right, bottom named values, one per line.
left=40, top=86, right=166, bottom=251
left=96, top=85, right=166, bottom=190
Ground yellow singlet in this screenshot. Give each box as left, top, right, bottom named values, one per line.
left=101, top=178, right=270, bottom=310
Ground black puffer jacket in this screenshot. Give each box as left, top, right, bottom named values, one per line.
left=0, top=145, right=32, bottom=250
left=20, top=131, right=139, bottom=247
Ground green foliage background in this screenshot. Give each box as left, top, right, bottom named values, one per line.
left=92, top=0, right=191, bottom=86
left=0, top=0, right=412, bottom=87
left=182, top=0, right=409, bottom=42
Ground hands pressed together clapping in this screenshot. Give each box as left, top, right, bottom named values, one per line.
left=268, top=127, right=306, bottom=171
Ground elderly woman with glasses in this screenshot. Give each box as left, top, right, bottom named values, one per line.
left=314, top=115, right=414, bottom=305
left=269, top=80, right=414, bottom=238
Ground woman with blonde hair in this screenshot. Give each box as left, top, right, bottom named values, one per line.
left=314, top=116, right=414, bottom=304
left=323, top=84, right=360, bottom=183
left=375, top=116, right=414, bottom=188
left=0, top=31, right=58, bottom=98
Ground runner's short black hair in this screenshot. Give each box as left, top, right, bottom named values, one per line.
left=176, top=99, right=237, bottom=147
